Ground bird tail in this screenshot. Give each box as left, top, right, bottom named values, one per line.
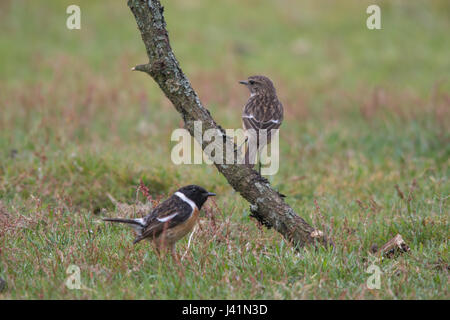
left=244, top=144, right=254, bottom=167
left=244, top=137, right=260, bottom=167
left=102, top=217, right=140, bottom=225
left=103, top=217, right=145, bottom=232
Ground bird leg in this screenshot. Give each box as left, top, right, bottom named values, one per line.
left=170, top=244, right=177, bottom=260
left=257, top=146, right=262, bottom=175
left=171, top=244, right=184, bottom=267
left=238, top=136, right=248, bottom=150
left=236, top=136, right=249, bottom=164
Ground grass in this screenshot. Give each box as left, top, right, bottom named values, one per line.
left=0, top=0, right=449, bottom=299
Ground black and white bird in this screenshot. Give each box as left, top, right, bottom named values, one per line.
left=103, top=185, right=216, bottom=255
left=239, top=75, right=284, bottom=173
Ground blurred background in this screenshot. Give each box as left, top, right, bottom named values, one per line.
left=0, top=0, right=448, bottom=299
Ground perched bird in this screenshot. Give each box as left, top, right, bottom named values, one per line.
left=103, top=185, right=216, bottom=256
left=240, top=75, right=284, bottom=173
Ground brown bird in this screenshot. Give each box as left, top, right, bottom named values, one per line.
left=103, top=185, right=216, bottom=256
left=240, top=75, right=284, bottom=173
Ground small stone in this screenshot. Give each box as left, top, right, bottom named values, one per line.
left=10, top=149, right=18, bottom=159
left=370, top=243, right=379, bottom=254
left=311, top=230, right=324, bottom=238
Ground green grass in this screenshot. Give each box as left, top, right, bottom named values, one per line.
left=0, top=0, right=448, bottom=299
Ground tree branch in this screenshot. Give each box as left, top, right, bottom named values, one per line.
left=127, top=0, right=332, bottom=248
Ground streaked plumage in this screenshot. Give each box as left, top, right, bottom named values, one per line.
left=240, top=75, right=284, bottom=169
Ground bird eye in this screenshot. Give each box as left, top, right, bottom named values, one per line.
left=249, top=80, right=255, bottom=85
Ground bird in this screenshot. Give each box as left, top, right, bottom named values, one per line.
left=103, top=185, right=216, bottom=257
left=240, top=75, right=284, bottom=174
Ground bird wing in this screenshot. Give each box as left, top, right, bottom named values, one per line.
left=243, top=97, right=283, bottom=131
left=133, top=196, right=193, bottom=244
left=243, top=116, right=282, bottom=131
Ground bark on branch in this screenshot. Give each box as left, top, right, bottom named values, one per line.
left=127, top=0, right=332, bottom=248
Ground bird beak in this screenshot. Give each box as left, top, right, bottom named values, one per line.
left=239, top=80, right=248, bottom=85
left=206, top=192, right=216, bottom=197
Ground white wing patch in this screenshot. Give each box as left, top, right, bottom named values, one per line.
left=157, top=212, right=178, bottom=222
left=243, top=114, right=279, bottom=124
left=134, top=218, right=145, bottom=226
